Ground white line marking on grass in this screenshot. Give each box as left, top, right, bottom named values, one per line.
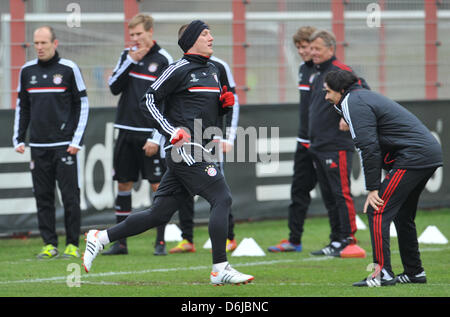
left=1, top=247, right=448, bottom=285
left=0, top=258, right=325, bottom=285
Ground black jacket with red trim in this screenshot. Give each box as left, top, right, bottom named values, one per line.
left=13, top=51, right=89, bottom=149
left=109, top=42, right=172, bottom=134
left=297, top=59, right=314, bottom=144
left=140, top=53, right=230, bottom=160
left=335, top=83, right=443, bottom=191
left=308, top=55, right=365, bottom=152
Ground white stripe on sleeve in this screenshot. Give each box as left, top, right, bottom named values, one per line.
left=151, top=59, right=189, bottom=91
left=341, top=94, right=356, bottom=139
left=71, top=96, right=89, bottom=147
left=158, top=48, right=174, bottom=64
left=144, top=93, right=176, bottom=136
left=59, top=59, right=86, bottom=92
left=107, top=51, right=135, bottom=86
left=12, top=99, right=22, bottom=148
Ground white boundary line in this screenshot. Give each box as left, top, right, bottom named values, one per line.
left=2, top=246, right=449, bottom=285
left=0, top=259, right=308, bottom=285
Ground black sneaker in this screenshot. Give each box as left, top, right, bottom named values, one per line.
left=396, top=271, right=427, bottom=284
left=353, top=276, right=397, bottom=287
left=102, top=242, right=128, bottom=255
left=310, top=242, right=345, bottom=257
left=153, top=241, right=167, bottom=256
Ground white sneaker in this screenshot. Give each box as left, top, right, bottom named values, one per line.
left=82, top=230, right=104, bottom=273
left=210, top=264, right=254, bottom=286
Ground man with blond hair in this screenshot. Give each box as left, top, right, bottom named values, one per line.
left=106, top=13, right=193, bottom=256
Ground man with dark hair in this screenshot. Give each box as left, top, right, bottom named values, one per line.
left=324, top=69, right=443, bottom=286
left=268, top=26, right=317, bottom=253
left=13, top=26, right=89, bottom=259
left=83, top=20, right=254, bottom=286
left=307, top=29, right=366, bottom=258
left=106, top=13, right=192, bottom=256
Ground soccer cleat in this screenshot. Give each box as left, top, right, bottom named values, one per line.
left=102, top=241, right=128, bottom=255
left=154, top=241, right=167, bottom=256
left=396, top=271, right=427, bottom=284
left=63, top=243, right=80, bottom=258
left=340, top=244, right=366, bottom=258
left=268, top=239, right=302, bottom=252
left=310, top=242, right=344, bottom=257
left=37, top=244, right=59, bottom=259
left=210, top=264, right=254, bottom=286
left=169, top=239, right=196, bottom=253
left=82, top=230, right=104, bottom=273
left=353, top=276, right=397, bottom=287
left=226, top=239, right=238, bottom=252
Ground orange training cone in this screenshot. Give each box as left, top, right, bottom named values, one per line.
left=340, top=244, right=366, bottom=258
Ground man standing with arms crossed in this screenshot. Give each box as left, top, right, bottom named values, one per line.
left=13, top=26, right=89, bottom=259
left=268, top=26, right=317, bottom=253
left=106, top=13, right=194, bottom=256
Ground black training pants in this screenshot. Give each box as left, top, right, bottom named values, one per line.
left=310, top=149, right=357, bottom=242
left=175, top=159, right=235, bottom=243
left=30, top=147, right=81, bottom=247
left=288, top=143, right=316, bottom=244
left=108, top=153, right=232, bottom=264
left=366, top=167, right=437, bottom=277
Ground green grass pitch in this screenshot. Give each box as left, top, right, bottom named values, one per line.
left=0, top=209, right=448, bottom=298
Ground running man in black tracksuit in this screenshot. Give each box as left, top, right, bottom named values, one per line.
left=83, top=20, right=254, bottom=286
left=307, top=30, right=366, bottom=257
left=324, top=69, right=443, bottom=286
left=104, top=13, right=194, bottom=256
left=167, top=54, right=240, bottom=254
left=13, top=26, right=89, bottom=259
left=268, top=26, right=317, bottom=253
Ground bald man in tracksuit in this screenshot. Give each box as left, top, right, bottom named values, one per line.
left=324, top=69, right=443, bottom=287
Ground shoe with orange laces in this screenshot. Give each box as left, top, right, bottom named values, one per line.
left=210, top=263, right=254, bottom=286
left=226, top=239, right=237, bottom=252
left=169, top=239, right=196, bottom=254
left=82, top=230, right=104, bottom=273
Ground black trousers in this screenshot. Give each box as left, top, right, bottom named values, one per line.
left=366, top=167, right=437, bottom=277
left=310, top=149, right=357, bottom=242
left=175, top=160, right=235, bottom=243
left=176, top=196, right=196, bottom=242
left=108, top=152, right=232, bottom=264
left=30, top=147, right=81, bottom=247
left=288, top=143, right=316, bottom=244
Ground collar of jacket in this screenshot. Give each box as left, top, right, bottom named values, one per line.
left=145, top=41, right=160, bottom=57
left=314, top=55, right=336, bottom=71
left=305, top=59, right=314, bottom=67
left=335, top=82, right=362, bottom=110
left=183, top=53, right=210, bottom=64
left=38, top=50, right=60, bottom=67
